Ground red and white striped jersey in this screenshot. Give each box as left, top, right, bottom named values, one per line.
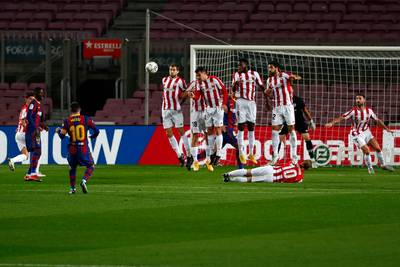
left=187, top=80, right=206, bottom=112
left=161, top=76, right=187, bottom=111
left=232, top=70, right=263, bottom=101
left=273, top=163, right=304, bottom=183
left=266, top=72, right=293, bottom=108
left=194, top=75, right=228, bottom=108
left=342, top=106, right=378, bottom=135
left=16, top=104, right=28, bottom=133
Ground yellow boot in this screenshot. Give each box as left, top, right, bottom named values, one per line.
left=193, top=161, right=200, bottom=172
left=205, top=160, right=214, bottom=172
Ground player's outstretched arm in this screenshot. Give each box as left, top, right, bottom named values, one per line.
left=376, top=118, right=394, bottom=134
left=55, top=127, right=67, bottom=139
left=325, top=116, right=344, bottom=127
left=289, top=73, right=302, bottom=80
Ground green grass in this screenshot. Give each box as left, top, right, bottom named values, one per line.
left=0, top=165, right=399, bottom=267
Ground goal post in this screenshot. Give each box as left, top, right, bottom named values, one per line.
left=190, top=45, right=400, bottom=167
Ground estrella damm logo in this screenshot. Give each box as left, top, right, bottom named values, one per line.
left=314, top=144, right=331, bottom=166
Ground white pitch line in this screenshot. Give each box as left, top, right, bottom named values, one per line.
left=0, top=264, right=147, bottom=267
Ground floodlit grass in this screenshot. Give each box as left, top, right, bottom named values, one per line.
left=0, top=165, right=399, bottom=267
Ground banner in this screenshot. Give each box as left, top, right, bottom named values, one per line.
left=83, top=39, right=121, bottom=59
left=5, top=40, right=63, bottom=61
left=0, top=126, right=399, bottom=166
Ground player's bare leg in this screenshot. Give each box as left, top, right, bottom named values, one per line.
left=165, top=127, right=185, bottom=167
left=278, top=134, right=286, bottom=160
left=270, top=125, right=282, bottom=165
left=247, top=122, right=257, bottom=164
left=205, top=127, right=215, bottom=172
left=237, top=123, right=247, bottom=164
left=8, top=147, right=28, bottom=172
left=177, top=127, right=192, bottom=170
left=287, top=125, right=298, bottom=164
left=360, top=145, right=374, bottom=174
left=368, top=138, right=394, bottom=172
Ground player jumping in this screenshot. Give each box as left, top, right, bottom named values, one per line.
left=8, top=92, right=33, bottom=172
left=192, top=66, right=228, bottom=172
left=24, top=87, right=47, bottom=181
left=325, top=94, right=395, bottom=174
left=232, top=58, right=265, bottom=165
left=265, top=61, right=302, bottom=165
left=187, top=78, right=207, bottom=172
left=278, top=95, right=316, bottom=162
left=210, top=96, right=243, bottom=169
left=223, top=160, right=312, bottom=183
left=161, top=64, right=191, bottom=169
left=56, top=102, right=99, bottom=194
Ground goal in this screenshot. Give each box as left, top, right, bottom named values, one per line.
left=190, top=45, right=400, bottom=167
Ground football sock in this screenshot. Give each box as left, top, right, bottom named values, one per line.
left=69, top=168, right=77, bottom=188
left=364, top=154, right=372, bottom=168
left=207, top=135, right=215, bottom=161
left=272, top=130, right=280, bottom=157
left=29, top=149, right=41, bottom=174
left=37, top=161, right=41, bottom=173
left=248, top=131, right=255, bottom=155
left=228, top=169, right=247, bottom=177
left=251, top=175, right=273, bottom=183
left=215, top=134, right=223, bottom=157
left=168, top=136, right=181, bottom=158
left=190, top=146, right=198, bottom=160
left=289, top=130, right=298, bottom=158
left=231, top=177, right=248, bottom=183
left=376, top=151, right=385, bottom=166
left=237, top=130, right=244, bottom=155
left=11, top=154, right=28, bottom=164
left=181, top=135, right=190, bottom=156
left=83, top=165, right=94, bottom=181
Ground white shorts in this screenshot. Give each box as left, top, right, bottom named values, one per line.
left=190, top=110, right=206, bottom=134
left=351, top=129, right=374, bottom=148
left=272, top=104, right=295, bottom=126
left=15, top=132, right=26, bottom=151
left=250, top=165, right=273, bottom=182
left=236, top=98, right=257, bottom=124
left=205, top=106, right=224, bottom=128
left=162, top=109, right=184, bottom=129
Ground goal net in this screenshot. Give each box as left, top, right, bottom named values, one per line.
left=190, top=45, right=400, bottom=167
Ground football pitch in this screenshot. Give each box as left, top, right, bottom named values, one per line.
left=1, top=165, right=399, bottom=267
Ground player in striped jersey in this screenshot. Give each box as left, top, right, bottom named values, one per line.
left=187, top=79, right=206, bottom=171
left=192, top=67, right=228, bottom=172
left=325, top=94, right=395, bottom=174
left=161, top=64, right=191, bottom=169
left=223, top=160, right=312, bottom=183
left=8, top=92, right=33, bottom=172
left=265, top=61, right=302, bottom=165
left=232, top=58, right=265, bottom=165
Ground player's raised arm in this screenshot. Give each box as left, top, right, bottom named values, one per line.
left=325, top=111, right=351, bottom=127
left=56, top=119, right=69, bottom=139
left=370, top=111, right=394, bottom=134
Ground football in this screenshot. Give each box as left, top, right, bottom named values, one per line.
left=145, top=61, right=158, bottom=73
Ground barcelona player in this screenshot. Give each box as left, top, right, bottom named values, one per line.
left=56, top=102, right=99, bottom=194
left=25, top=87, right=47, bottom=181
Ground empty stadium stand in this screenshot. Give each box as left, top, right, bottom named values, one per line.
left=0, top=0, right=125, bottom=39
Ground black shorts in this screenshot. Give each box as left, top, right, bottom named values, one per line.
left=279, top=121, right=309, bottom=135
